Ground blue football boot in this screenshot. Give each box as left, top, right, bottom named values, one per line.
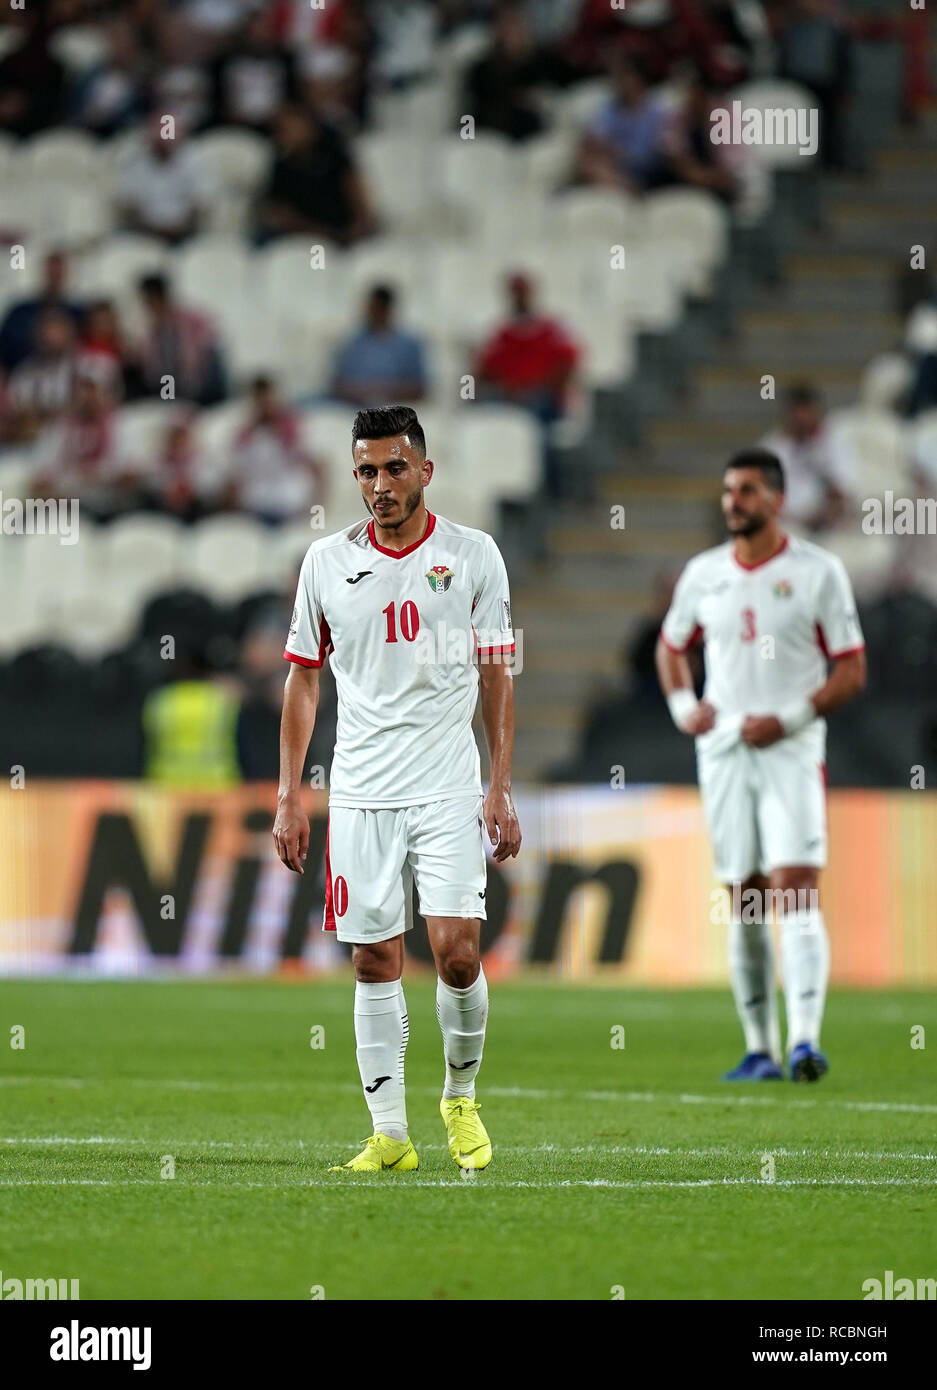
left=722, top=1052, right=784, bottom=1081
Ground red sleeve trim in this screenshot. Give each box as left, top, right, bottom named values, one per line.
left=829, top=643, right=866, bottom=659
left=284, top=649, right=323, bottom=668
left=477, top=644, right=516, bottom=656
left=660, top=623, right=703, bottom=655
left=284, top=618, right=332, bottom=668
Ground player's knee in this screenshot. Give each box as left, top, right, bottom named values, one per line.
left=770, top=867, right=819, bottom=916
left=352, top=943, right=398, bottom=983
left=437, top=941, right=480, bottom=989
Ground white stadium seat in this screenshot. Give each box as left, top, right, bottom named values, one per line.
left=104, top=514, right=185, bottom=603
left=356, top=132, right=438, bottom=233
left=52, top=587, right=140, bottom=658
left=172, top=236, right=253, bottom=317
left=642, top=188, right=729, bottom=297
left=257, top=235, right=350, bottom=334
left=19, top=130, right=104, bottom=186
left=186, top=514, right=269, bottom=601
left=267, top=520, right=319, bottom=588
left=437, top=132, right=516, bottom=229
left=860, top=353, right=915, bottom=413
left=729, top=80, right=819, bottom=170
left=827, top=408, right=911, bottom=499
left=115, top=400, right=182, bottom=476
left=551, top=186, right=645, bottom=246
left=190, top=128, right=272, bottom=198
left=457, top=405, right=540, bottom=503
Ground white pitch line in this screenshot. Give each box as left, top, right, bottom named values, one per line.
left=2, top=1075, right=936, bottom=1117
left=0, top=1176, right=935, bottom=1190
left=2, top=1138, right=936, bottom=1164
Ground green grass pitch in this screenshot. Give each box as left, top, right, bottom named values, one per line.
left=1, top=979, right=934, bottom=1300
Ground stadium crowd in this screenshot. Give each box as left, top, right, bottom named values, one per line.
left=0, top=0, right=932, bottom=787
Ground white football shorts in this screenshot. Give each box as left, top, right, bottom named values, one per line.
left=323, top=794, right=487, bottom=943
left=697, top=728, right=828, bottom=883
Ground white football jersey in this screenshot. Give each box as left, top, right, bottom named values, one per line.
left=284, top=512, right=514, bottom=807
left=661, top=534, right=864, bottom=747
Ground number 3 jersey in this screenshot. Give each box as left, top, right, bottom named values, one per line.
left=284, top=512, right=515, bottom=807
left=660, top=534, right=864, bottom=752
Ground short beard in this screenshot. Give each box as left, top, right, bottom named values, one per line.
left=728, top=511, right=769, bottom=538
left=369, top=485, right=422, bottom=529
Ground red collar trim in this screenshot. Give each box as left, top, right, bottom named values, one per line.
left=732, top=535, right=789, bottom=572
left=367, top=511, right=436, bottom=558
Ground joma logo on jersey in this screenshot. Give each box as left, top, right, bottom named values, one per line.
left=426, top=565, right=453, bottom=594
left=773, top=580, right=793, bottom=598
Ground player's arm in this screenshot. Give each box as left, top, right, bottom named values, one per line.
left=273, top=664, right=320, bottom=874
left=741, top=650, right=866, bottom=748
left=479, top=660, right=521, bottom=863
left=655, top=637, right=715, bottom=736
left=743, top=557, right=867, bottom=748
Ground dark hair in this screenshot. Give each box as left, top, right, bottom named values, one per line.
left=725, top=448, right=785, bottom=493
left=139, top=272, right=169, bottom=300
left=786, top=382, right=821, bottom=408
left=352, top=405, right=425, bottom=456
left=250, top=373, right=275, bottom=392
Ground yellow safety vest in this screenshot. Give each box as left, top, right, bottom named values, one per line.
left=143, top=680, right=241, bottom=788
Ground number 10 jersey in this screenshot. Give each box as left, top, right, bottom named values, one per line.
left=284, top=512, right=515, bottom=808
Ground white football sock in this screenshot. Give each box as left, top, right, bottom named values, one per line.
left=354, top=979, right=408, bottom=1141
left=437, top=967, right=488, bottom=1099
left=728, top=917, right=780, bottom=1060
left=781, top=909, right=830, bottom=1051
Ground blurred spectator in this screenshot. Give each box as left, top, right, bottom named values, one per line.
left=210, top=8, right=299, bottom=132
left=68, top=15, right=147, bottom=137
left=142, top=647, right=242, bottom=788
left=143, top=411, right=211, bottom=523
left=331, top=287, right=429, bottom=406
left=0, top=251, right=83, bottom=375
left=475, top=271, right=580, bottom=497
left=224, top=375, right=326, bottom=523
left=476, top=272, right=579, bottom=426
left=773, top=0, right=853, bottom=170
left=567, top=0, right=761, bottom=86
left=905, top=294, right=937, bottom=418
left=235, top=566, right=338, bottom=778
left=256, top=103, right=376, bottom=244
left=464, top=3, right=573, bottom=143
left=132, top=273, right=227, bottom=407
left=298, top=43, right=362, bottom=131
left=116, top=117, right=216, bottom=244
left=577, top=54, right=673, bottom=193
left=31, top=370, right=142, bottom=520
left=373, top=1, right=437, bottom=91
left=0, top=14, right=66, bottom=137
left=760, top=384, right=852, bottom=532
left=4, top=309, right=78, bottom=441
left=661, top=70, right=741, bottom=202
left=77, top=300, right=127, bottom=402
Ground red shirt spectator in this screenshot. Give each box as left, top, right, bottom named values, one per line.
left=476, top=273, right=579, bottom=415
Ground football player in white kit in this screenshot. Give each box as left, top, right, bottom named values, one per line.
left=656, top=449, right=866, bottom=1082
left=273, top=406, right=521, bottom=1170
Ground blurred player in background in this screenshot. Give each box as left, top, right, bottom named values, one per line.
left=273, top=405, right=520, bottom=1171
left=656, top=449, right=866, bottom=1082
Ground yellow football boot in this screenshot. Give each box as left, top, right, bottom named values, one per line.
left=329, top=1132, right=419, bottom=1173
left=439, top=1097, right=492, bottom=1170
